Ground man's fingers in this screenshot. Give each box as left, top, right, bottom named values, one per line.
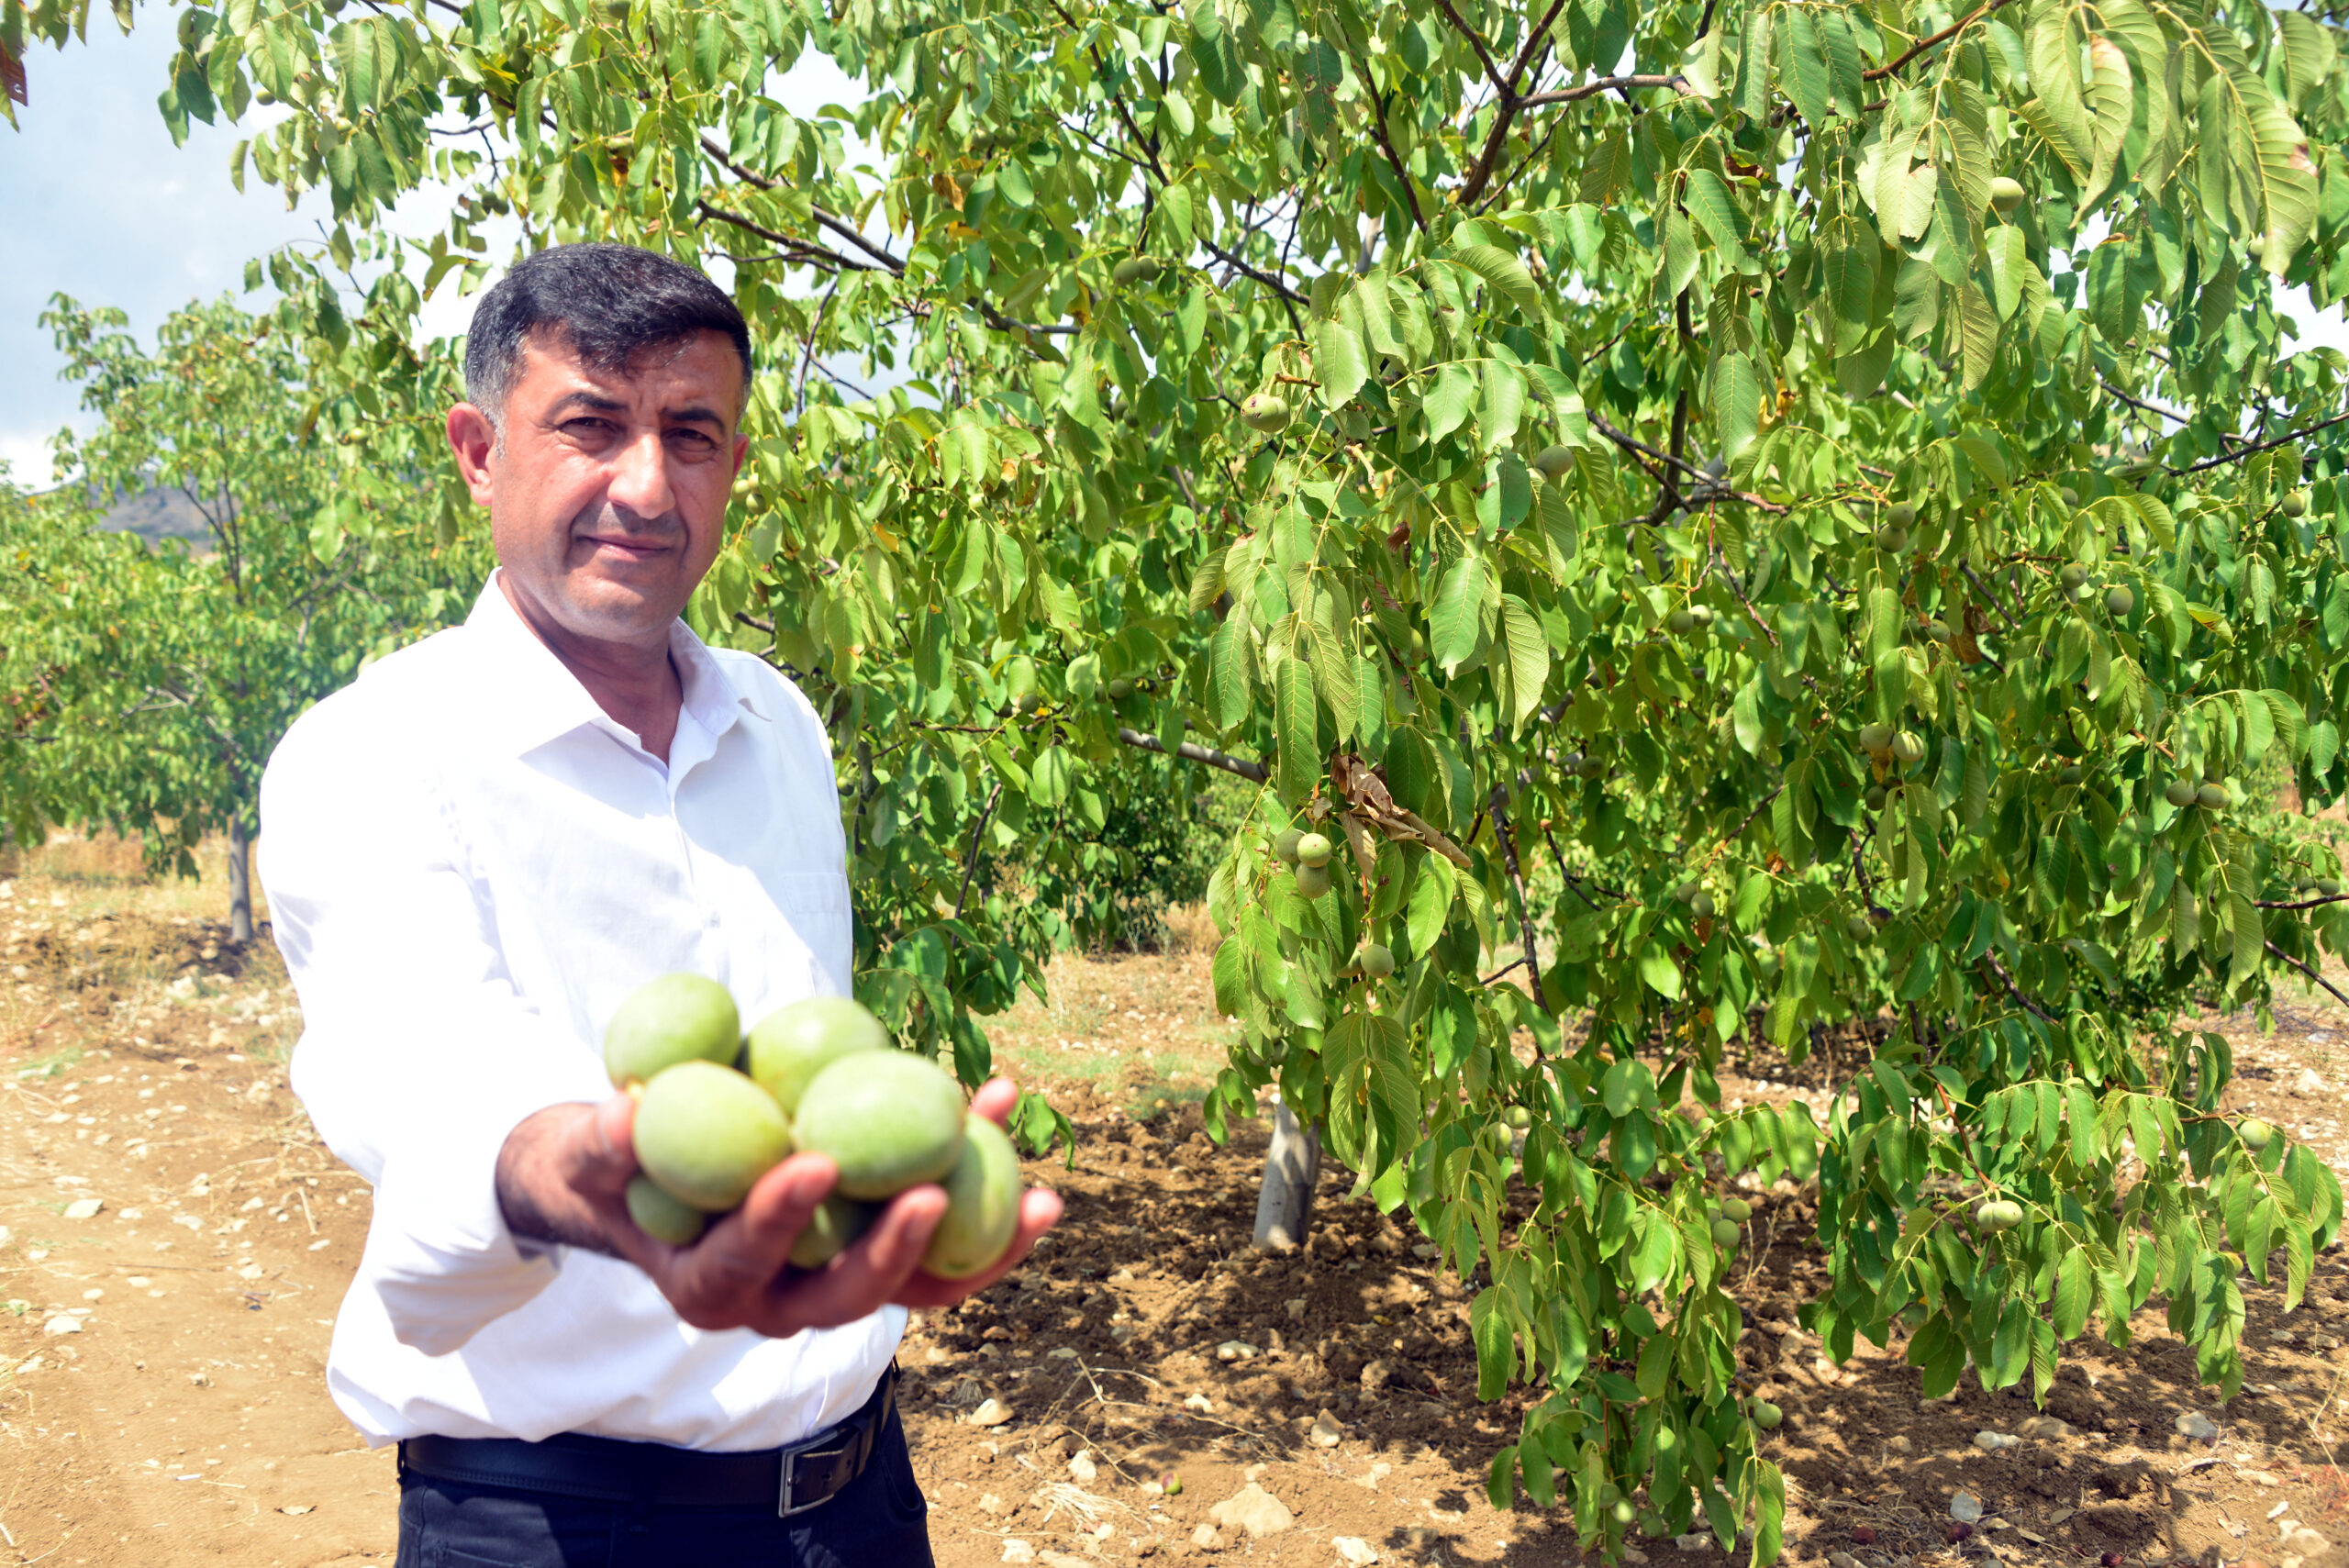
left=662, top=1155, right=834, bottom=1314
left=579, top=1095, right=641, bottom=1192
left=763, top=1185, right=948, bottom=1332
left=970, top=1077, right=1019, bottom=1129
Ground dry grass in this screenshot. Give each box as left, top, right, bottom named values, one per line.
left=0, top=829, right=297, bottom=1073
left=977, top=938, right=1238, bottom=1118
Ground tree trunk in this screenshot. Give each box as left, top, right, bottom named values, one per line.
left=227, top=812, right=254, bottom=945
left=1252, top=1098, right=1321, bottom=1252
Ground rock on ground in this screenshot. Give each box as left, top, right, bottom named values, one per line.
left=1208, top=1482, right=1295, bottom=1538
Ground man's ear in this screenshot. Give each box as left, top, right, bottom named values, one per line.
left=447, top=403, right=499, bottom=505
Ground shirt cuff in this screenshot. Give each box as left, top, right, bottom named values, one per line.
left=365, top=1077, right=600, bottom=1357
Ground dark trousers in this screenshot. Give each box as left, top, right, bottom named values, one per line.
left=394, top=1406, right=936, bottom=1568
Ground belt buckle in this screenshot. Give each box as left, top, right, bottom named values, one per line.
left=776, top=1432, right=853, bottom=1518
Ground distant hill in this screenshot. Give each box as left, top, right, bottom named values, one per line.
left=97, top=486, right=216, bottom=549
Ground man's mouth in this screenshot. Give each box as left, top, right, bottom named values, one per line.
left=581, top=534, right=670, bottom=562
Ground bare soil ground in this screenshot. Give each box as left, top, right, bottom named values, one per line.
left=6, top=837, right=2349, bottom=1568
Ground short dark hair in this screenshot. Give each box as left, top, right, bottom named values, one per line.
left=463, top=243, right=753, bottom=422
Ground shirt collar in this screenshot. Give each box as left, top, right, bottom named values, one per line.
left=462, top=573, right=766, bottom=758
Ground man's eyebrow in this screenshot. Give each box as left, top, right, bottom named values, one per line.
left=661, top=404, right=729, bottom=430
left=541, top=391, right=629, bottom=421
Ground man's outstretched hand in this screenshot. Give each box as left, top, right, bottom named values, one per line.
left=495, top=1076, right=1063, bottom=1338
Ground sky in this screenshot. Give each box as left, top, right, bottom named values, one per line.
left=0, top=23, right=874, bottom=485
left=2, top=26, right=2344, bottom=484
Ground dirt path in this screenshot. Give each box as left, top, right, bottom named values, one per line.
left=6, top=859, right=2349, bottom=1568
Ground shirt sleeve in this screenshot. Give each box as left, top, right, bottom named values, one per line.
left=259, top=684, right=613, bottom=1357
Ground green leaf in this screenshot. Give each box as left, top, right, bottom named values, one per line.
left=1429, top=553, right=1491, bottom=676
left=1452, top=245, right=1542, bottom=318
left=1275, top=655, right=1319, bottom=802
left=1498, top=593, right=1550, bottom=727
left=1638, top=943, right=1683, bottom=998
left=1315, top=317, right=1367, bottom=406
left=1709, top=351, right=1762, bottom=465
left=1472, top=1286, right=1515, bottom=1398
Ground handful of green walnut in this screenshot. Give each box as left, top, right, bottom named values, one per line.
left=606, top=974, right=1021, bottom=1280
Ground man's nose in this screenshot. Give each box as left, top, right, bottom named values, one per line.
left=606, top=428, right=675, bottom=521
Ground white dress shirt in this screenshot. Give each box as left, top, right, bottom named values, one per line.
left=258, top=573, right=900, bottom=1451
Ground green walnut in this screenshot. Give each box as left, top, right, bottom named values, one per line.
left=1865, top=784, right=1887, bottom=811
left=1666, top=607, right=1698, bottom=635
left=1988, top=176, right=2025, bottom=212
left=2058, top=563, right=2090, bottom=593
left=1531, top=445, right=1575, bottom=480
left=1688, top=604, right=1716, bottom=628
left=1674, top=881, right=1700, bottom=904
left=1273, top=827, right=1306, bottom=865
left=1752, top=1400, right=1785, bottom=1429
left=1975, top=1198, right=2022, bottom=1230
left=2056, top=764, right=2084, bottom=785
left=1295, top=862, right=1332, bottom=899
left=923, top=1117, right=1023, bottom=1279
left=1709, top=1218, right=1742, bottom=1251
left=1875, top=524, right=1909, bottom=554
left=793, top=1050, right=969, bottom=1201
left=744, top=995, right=890, bottom=1116
left=1007, top=655, right=1041, bottom=714
left=2283, top=490, right=2310, bottom=518
left=789, top=1193, right=879, bottom=1270
left=1105, top=676, right=1134, bottom=701
left=632, top=1061, right=795, bottom=1213
left=1294, top=831, right=1334, bottom=868
left=2059, top=486, right=2080, bottom=508
left=626, top=1173, right=708, bottom=1245
left=1690, top=891, right=1716, bottom=919
left=2249, top=234, right=2268, bottom=260
left=1240, top=392, right=1292, bottom=433
left=2321, top=879, right=2345, bottom=896
left=1111, top=256, right=1161, bottom=285
left=1922, top=617, right=1951, bottom=642
left=604, top=973, right=741, bottom=1090
left=1502, top=1105, right=1533, bottom=1130
left=1847, top=915, right=1876, bottom=943
left=1720, top=1197, right=1753, bottom=1222
left=1857, top=721, right=1894, bottom=755
left=2105, top=584, right=2134, bottom=616
left=1891, top=730, right=1927, bottom=765
left=1358, top=942, right=1396, bottom=979
left=2164, top=778, right=2200, bottom=807
left=2239, top=1118, right=2275, bottom=1151
left=1887, top=502, right=1918, bottom=528
left=2197, top=783, right=2231, bottom=810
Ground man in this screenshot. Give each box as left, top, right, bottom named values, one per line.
left=259, top=242, right=1060, bottom=1566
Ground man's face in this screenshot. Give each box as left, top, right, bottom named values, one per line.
left=447, top=328, right=749, bottom=649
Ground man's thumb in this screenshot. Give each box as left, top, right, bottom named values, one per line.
left=585, top=1093, right=642, bottom=1183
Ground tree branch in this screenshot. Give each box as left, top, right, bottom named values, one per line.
left=1979, top=951, right=2057, bottom=1021
left=2256, top=892, right=2349, bottom=910
left=1116, top=725, right=1270, bottom=783
left=1860, top=0, right=2019, bottom=80
left=955, top=780, right=1005, bottom=919
left=1490, top=785, right=1551, bottom=1012
left=2169, top=409, right=2349, bottom=476
left=2268, top=940, right=2349, bottom=1008
left=1431, top=0, right=1511, bottom=98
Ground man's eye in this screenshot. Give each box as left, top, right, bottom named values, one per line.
left=562, top=419, right=616, bottom=439
left=670, top=430, right=718, bottom=450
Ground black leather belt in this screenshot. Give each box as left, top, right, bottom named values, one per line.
left=397, top=1363, right=896, bottom=1518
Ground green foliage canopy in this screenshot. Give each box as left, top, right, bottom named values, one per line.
left=0, top=296, right=484, bottom=878
left=17, top=0, right=2349, bottom=1551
